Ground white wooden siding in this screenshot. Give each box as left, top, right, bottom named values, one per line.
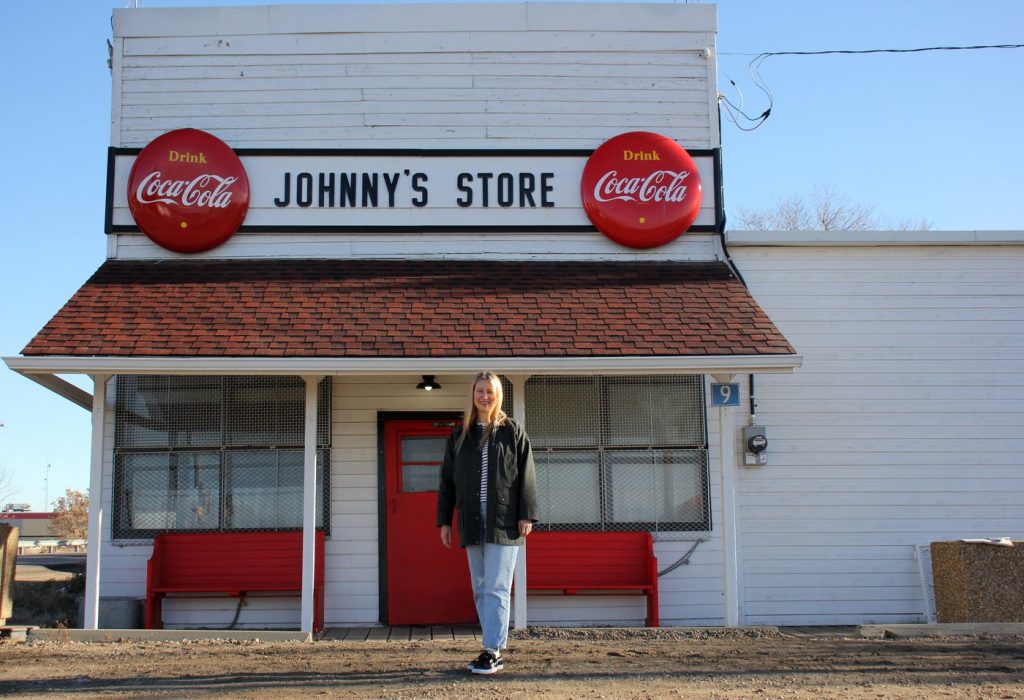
left=107, top=231, right=722, bottom=262
left=728, top=239, right=1024, bottom=626
left=112, top=4, right=716, bottom=151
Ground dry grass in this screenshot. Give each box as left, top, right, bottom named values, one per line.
left=8, top=573, right=84, bottom=628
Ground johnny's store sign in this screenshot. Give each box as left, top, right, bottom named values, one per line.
left=110, top=129, right=720, bottom=252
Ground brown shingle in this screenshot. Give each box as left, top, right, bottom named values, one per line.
left=22, top=259, right=794, bottom=358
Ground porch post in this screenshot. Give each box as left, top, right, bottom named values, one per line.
left=509, top=374, right=529, bottom=630
left=301, top=375, right=323, bottom=634
left=84, top=374, right=109, bottom=630
left=714, top=374, right=741, bottom=627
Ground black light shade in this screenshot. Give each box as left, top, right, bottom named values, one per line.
left=416, top=375, right=441, bottom=391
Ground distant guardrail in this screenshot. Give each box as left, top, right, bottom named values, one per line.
left=17, top=539, right=87, bottom=553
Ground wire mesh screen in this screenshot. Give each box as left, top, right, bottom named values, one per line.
left=113, top=376, right=331, bottom=539
left=498, top=375, right=513, bottom=418
left=526, top=375, right=709, bottom=533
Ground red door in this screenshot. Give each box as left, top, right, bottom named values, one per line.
left=384, top=417, right=476, bottom=625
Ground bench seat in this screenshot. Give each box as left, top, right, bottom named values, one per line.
left=145, top=530, right=324, bottom=632
left=526, top=531, right=659, bottom=627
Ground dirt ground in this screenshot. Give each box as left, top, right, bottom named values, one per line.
left=12, top=565, right=76, bottom=583
left=1, top=627, right=1023, bottom=699
left=4, top=562, right=1024, bottom=698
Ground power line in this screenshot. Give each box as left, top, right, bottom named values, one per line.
left=719, top=43, right=1024, bottom=132
left=721, top=43, right=1024, bottom=58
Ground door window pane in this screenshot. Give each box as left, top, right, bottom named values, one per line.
left=402, top=465, right=440, bottom=493
left=402, top=437, right=446, bottom=464
left=401, top=436, right=446, bottom=492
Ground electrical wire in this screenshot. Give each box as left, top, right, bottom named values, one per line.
left=725, top=43, right=1024, bottom=58
left=720, top=52, right=773, bottom=131
left=719, top=43, right=1024, bottom=132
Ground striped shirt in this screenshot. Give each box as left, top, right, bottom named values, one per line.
left=478, top=423, right=489, bottom=520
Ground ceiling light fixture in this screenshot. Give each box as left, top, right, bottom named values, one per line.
left=416, top=375, right=441, bottom=391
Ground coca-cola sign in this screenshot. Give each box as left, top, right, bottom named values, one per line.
left=127, top=128, right=249, bottom=253
left=580, top=131, right=702, bottom=249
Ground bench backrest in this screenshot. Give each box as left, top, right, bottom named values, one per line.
left=526, top=531, right=655, bottom=588
left=149, top=531, right=324, bottom=590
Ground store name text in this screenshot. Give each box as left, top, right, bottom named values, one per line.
left=273, top=170, right=555, bottom=209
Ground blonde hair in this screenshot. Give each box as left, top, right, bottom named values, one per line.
left=454, top=371, right=507, bottom=453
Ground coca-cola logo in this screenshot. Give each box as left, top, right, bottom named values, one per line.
left=580, top=131, right=702, bottom=249
left=127, top=129, right=249, bottom=253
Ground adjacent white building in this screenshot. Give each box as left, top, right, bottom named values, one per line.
left=727, top=231, right=1024, bottom=625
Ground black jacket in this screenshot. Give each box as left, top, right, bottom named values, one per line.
left=436, top=418, right=539, bottom=546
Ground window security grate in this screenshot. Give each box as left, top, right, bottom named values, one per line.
left=113, top=376, right=331, bottom=539
left=525, top=375, right=709, bottom=533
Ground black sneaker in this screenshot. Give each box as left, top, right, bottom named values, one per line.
left=468, top=650, right=504, bottom=674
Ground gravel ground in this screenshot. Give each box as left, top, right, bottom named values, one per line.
left=2, top=627, right=1023, bottom=699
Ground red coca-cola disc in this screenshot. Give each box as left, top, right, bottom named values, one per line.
left=580, top=131, right=702, bottom=249
left=127, top=128, right=250, bottom=253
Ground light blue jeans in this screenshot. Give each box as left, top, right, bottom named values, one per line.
left=465, top=535, right=520, bottom=652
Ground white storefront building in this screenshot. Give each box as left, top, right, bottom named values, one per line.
left=6, top=3, right=1022, bottom=632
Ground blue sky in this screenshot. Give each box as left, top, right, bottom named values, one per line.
left=2, top=0, right=1022, bottom=509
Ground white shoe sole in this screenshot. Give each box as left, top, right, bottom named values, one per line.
left=471, top=664, right=503, bottom=674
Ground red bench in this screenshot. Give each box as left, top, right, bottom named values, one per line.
left=525, top=531, right=659, bottom=627
left=145, top=531, right=325, bottom=632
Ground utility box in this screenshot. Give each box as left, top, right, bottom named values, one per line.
left=930, top=540, right=1024, bottom=623
left=0, top=524, right=18, bottom=624
left=742, top=425, right=768, bottom=466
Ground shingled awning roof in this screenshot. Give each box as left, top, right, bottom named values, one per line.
left=21, top=259, right=795, bottom=359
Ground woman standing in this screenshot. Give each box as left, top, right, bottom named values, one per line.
left=437, top=371, right=539, bottom=674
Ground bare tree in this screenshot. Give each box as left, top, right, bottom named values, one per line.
left=0, top=467, right=18, bottom=507
left=49, top=489, right=89, bottom=539
left=735, top=184, right=931, bottom=231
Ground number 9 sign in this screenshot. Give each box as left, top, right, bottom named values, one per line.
left=710, top=383, right=741, bottom=407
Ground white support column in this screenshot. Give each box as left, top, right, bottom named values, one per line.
left=509, top=374, right=529, bottom=630
left=84, top=374, right=109, bottom=630
left=716, top=384, right=741, bottom=627
left=300, top=375, right=323, bottom=634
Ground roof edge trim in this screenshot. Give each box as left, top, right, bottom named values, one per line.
left=7, top=354, right=802, bottom=379
left=8, top=370, right=93, bottom=411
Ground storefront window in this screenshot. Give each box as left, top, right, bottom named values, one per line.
left=118, top=452, right=221, bottom=531
left=526, top=375, right=709, bottom=532
left=113, top=376, right=330, bottom=539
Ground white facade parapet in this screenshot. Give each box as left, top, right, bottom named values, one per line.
left=725, top=230, right=1024, bottom=246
